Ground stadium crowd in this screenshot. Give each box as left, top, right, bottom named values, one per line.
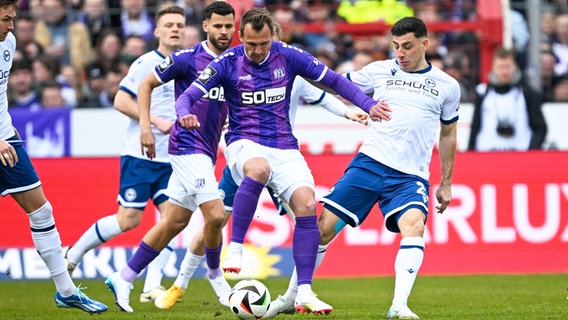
left=6, top=1, right=568, bottom=108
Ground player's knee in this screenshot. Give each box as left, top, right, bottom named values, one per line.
left=207, top=214, right=225, bottom=231
left=243, top=162, right=270, bottom=182
left=117, top=213, right=143, bottom=231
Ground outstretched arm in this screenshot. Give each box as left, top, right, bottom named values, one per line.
left=138, top=73, right=161, bottom=159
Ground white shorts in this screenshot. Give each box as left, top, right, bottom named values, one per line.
left=224, top=139, right=314, bottom=203
left=166, top=154, right=222, bottom=212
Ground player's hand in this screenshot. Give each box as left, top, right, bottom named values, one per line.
left=178, top=114, right=200, bottom=130
left=345, top=109, right=369, bottom=126
left=0, top=140, right=18, bottom=167
left=153, top=117, right=174, bottom=134
left=369, top=101, right=392, bottom=122
left=222, top=118, right=229, bottom=132
left=140, top=126, right=157, bottom=159
left=435, top=184, right=452, bottom=214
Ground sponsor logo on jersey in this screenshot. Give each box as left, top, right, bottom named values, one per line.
left=198, top=66, right=217, bottom=84
left=241, top=86, right=286, bottom=104
left=385, top=79, right=439, bottom=96
left=157, top=55, right=174, bottom=72
left=3, top=50, right=9, bottom=62
left=273, top=68, right=285, bottom=80
left=203, top=86, right=225, bottom=101
left=239, top=74, right=252, bottom=81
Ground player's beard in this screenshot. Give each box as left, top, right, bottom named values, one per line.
left=210, top=36, right=231, bottom=53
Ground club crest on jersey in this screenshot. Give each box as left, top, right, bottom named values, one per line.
left=158, top=55, right=174, bottom=72
left=273, top=68, right=285, bottom=80
left=198, top=66, right=217, bottom=84
left=3, top=50, right=9, bottom=61
left=425, top=78, right=436, bottom=87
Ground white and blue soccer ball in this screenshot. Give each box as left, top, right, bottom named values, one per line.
left=228, top=279, right=271, bottom=319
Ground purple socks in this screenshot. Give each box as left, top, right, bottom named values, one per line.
left=230, top=176, right=265, bottom=243
left=293, top=215, right=320, bottom=285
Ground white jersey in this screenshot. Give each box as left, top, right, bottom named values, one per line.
left=0, top=33, right=15, bottom=140
left=346, top=59, right=460, bottom=180
left=118, top=50, right=176, bottom=162
left=289, top=76, right=347, bottom=127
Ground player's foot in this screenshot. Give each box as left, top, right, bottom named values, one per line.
left=54, top=287, right=108, bottom=314
left=208, top=273, right=231, bottom=307
left=154, top=285, right=185, bottom=309
left=140, top=285, right=166, bottom=303
left=263, top=295, right=295, bottom=318
left=63, top=246, right=77, bottom=276
left=105, top=272, right=134, bottom=312
left=294, top=292, right=332, bottom=315
left=387, top=305, right=419, bottom=319
left=222, top=249, right=242, bottom=273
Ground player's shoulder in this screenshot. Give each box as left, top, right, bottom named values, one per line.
left=429, top=65, right=461, bottom=89
left=1, top=32, right=16, bottom=51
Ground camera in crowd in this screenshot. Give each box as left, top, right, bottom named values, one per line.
left=496, top=120, right=515, bottom=137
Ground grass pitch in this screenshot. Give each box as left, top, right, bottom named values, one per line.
left=0, top=274, right=566, bottom=319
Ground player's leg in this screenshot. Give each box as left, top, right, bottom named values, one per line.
left=264, top=206, right=341, bottom=318
left=66, top=156, right=158, bottom=275
left=223, top=140, right=269, bottom=273
left=381, top=172, right=429, bottom=319
left=3, top=144, right=107, bottom=314
left=106, top=201, right=192, bottom=312
left=141, top=173, right=176, bottom=303
left=65, top=206, right=142, bottom=275
left=386, top=208, right=425, bottom=320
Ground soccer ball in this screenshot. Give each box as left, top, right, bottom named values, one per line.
left=228, top=279, right=271, bottom=319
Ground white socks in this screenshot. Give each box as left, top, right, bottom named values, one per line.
left=174, top=250, right=205, bottom=290
left=392, top=237, right=424, bottom=307
left=66, top=214, right=122, bottom=265
left=28, top=202, right=75, bottom=296
left=143, top=237, right=176, bottom=293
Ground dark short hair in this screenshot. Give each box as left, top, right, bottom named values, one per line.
left=0, top=0, right=18, bottom=9
left=204, top=1, right=235, bottom=21
left=240, top=8, right=274, bottom=36
left=391, top=17, right=428, bottom=38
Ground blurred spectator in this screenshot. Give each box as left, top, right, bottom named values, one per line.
left=553, top=76, right=568, bottom=102
left=336, top=0, right=413, bottom=24
left=75, top=0, right=116, bottom=48
left=552, top=13, right=568, bottom=76
left=8, top=59, right=42, bottom=110
left=79, top=62, right=106, bottom=108
left=119, top=0, right=155, bottom=42
left=540, top=4, right=558, bottom=48
left=335, top=51, right=373, bottom=74
left=14, top=13, right=44, bottom=61
left=41, top=79, right=69, bottom=109
left=443, top=51, right=473, bottom=103
left=121, top=35, right=148, bottom=59
left=182, top=25, right=202, bottom=49
left=539, top=49, right=559, bottom=102
left=92, top=29, right=123, bottom=73
left=32, top=54, right=77, bottom=108
left=468, top=48, right=547, bottom=151
left=508, top=9, right=530, bottom=70
left=58, top=64, right=84, bottom=104
left=33, top=0, right=92, bottom=72
left=99, top=67, right=122, bottom=108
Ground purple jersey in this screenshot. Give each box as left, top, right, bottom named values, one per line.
left=154, top=41, right=228, bottom=162
left=176, top=41, right=330, bottom=150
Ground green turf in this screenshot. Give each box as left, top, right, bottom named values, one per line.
left=0, top=274, right=566, bottom=319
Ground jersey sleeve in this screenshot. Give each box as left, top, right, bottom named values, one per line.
left=119, top=57, right=154, bottom=98
left=283, top=43, right=328, bottom=82
left=441, top=78, right=461, bottom=124
left=345, top=61, right=381, bottom=95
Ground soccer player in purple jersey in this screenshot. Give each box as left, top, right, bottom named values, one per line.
left=175, top=8, right=391, bottom=315
left=269, top=17, right=459, bottom=319
left=0, top=0, right=107, bottom=314
left=104, top=1, right=235, bottom=313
